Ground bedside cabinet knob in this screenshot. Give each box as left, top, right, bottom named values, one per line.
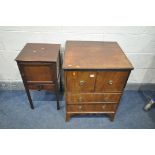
left=38, top=85, right=43, bottom=91
left=108, top=80, right=113, bottom=85
left=80, top=80, right=85, bottom=86
left=78, top=105, right=82, bottom=110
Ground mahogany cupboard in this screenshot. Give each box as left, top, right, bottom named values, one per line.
left=63, top=41, right=133, bottom=121
left=15, top=43, right=62, bottom=110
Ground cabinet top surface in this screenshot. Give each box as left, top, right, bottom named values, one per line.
left=15, top=43, right=60, bottom=62
left=63, top=41, right=133, bottom=70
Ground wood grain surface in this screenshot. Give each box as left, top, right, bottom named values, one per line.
left=63, top=41, right=133, bottom=70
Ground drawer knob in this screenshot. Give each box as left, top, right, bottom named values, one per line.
left=78, top=105, right=82, bottom=110
left=37, top=85, right=43, bottom=91
left=108, top=80, right=113, bottom=85
left=78, top=97, right=82, bottom=102
left=102, top=105, right=106, bottom=109
left=80, top=80, right=85, bottom=86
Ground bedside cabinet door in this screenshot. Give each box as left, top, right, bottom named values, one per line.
left=20, top=63, right=55, bottom=83
left=95, top=71, right=129, bottom=92
left=66, top=71, right=96, bottom=92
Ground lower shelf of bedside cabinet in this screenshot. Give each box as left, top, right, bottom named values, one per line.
left=67, top=103, right=118, bottom=113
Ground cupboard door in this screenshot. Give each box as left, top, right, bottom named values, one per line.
left=66, top=71, right=96, bottom=92
left=95, top=71, right=129, bottom=92
left=21, top=64, right=55, bottom=82
left=77, top=71, right=96, bottom=92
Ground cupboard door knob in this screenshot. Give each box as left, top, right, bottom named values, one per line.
left=78, top=105, right=82, bottom=110
left=108, top=80, right=113, bottom=85
left=80, top=80, right=85, bottom=86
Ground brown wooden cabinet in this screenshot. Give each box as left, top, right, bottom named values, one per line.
left=63, top=41, right=133, bottom=121
left=15, top=43, right=62, bottom=110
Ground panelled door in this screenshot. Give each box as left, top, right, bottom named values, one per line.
left=66, top=71, right=96, bottom=92
left=95, top=71, right=129, bottom=92
left=20, top=63, right=55, bottom=83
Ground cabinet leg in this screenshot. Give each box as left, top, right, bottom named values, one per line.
left=55, top=83, right=60, bottom=110
left=59, top=51, right=63, bottom=92
left=55, top=91, right=60, bottom=110
left=66, top=113, right=71, bottom=122
left=56, top=94, right=60, bottom=110
left=59, top=75, right=63, bottom=92
left=109, top=113, right=115, bottom=121
left=25, top=88, right=34, bottom=109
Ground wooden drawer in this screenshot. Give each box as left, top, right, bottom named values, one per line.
left=67, top=104, right=117, bottom=113
left=27, top=83, right=54, bottom=90
left=20, top=63, right=55, bottom=82
left=67, top=93, right=121, bottom=104
left=95, top=71, right=129, bottom=92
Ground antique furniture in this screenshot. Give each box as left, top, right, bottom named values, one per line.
left=63, top=41, right=133, bottom=121
left=15, top=43, right=62, bottom=110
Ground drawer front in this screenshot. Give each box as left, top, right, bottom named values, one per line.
left=67, top=93, right=121, bottom=104
left=27, top=84, right=54, bottom=90
left=67, top=104, right=117, bottom=113
left=20, top=63, right=55, bottom=82
left=66, top=71, right=96, bottom=92
left=95, top=71, right=129, bottom=92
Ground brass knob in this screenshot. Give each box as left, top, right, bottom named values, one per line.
left=102, top=105, right=106, bottom=109
left=78, top=96, right=82, bottom=102
left=38, top=85, right=43, bottom=91
left=108, top=80, right=113, bottom=85
left=78, top=105, right=82, bottom=110
left=80, top=80, right=85, bottom=86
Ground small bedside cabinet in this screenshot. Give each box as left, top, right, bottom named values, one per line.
left=63, top=41, right=134, bottom=121
left=15, top=43, right=62, bottom=110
